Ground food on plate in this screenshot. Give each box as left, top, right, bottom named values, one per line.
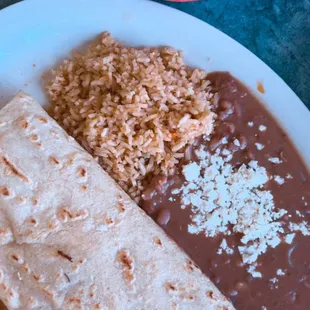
left=47, top=32, right=215, bottom=203
left=45, top=33, right=310, bottom=310
left=142, top=72, right=310, bottom=310
left=0, top=93, right=233, bottom=309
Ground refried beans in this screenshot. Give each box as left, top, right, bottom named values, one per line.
left=141, top=72, right=310, bottom=310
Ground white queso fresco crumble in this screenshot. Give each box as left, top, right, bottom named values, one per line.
left=172, top=141, right=310, bottom=279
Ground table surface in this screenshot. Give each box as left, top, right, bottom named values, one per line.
left=0, top=0, right=309, bottom=105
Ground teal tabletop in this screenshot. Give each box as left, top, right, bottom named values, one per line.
left=1, top=0, right=309, bottom=106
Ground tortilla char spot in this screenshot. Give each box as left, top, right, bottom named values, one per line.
left=118, top=250, right=133, bottom=269
left=8, top=289, right=16, bottom=297
left=11, top=255, right=19, bottom=262
left=21, top=263, right=30, bottom=274
left=79, top=167, right=87, bottom=177
left=48, top=220, right=58, bottom=230
left=30, top=134, right=39, bottom=142
left=57, top=250, right=73, bottom=262
left=27, top=296, right=36, bottom=306
left=29, top=218, right=38, bottom=226
left=153, top=236, right=162, bottom=246
left=50, top=129, right=60, bottom=139
left=10, top=254, right=23, bottom=264
left=166, top=282, right=177, bottom=292
left=116, top=249, right=135, bottom=285
left=0, top=228, right=11, bottom=238
left=1, top=156, right=29, bottom=182
left=74, top=209, right=89, bottom=220
left=68, top=297, right=81, bottom=304
left=88, top=284, right=97, bottom=299
left=105, top=217, right=114, bottom=225
left=49, top=156, right=60, bottom=165
left=15, top=196, right=26, bottom=204
left=57, top=208, right=89, bottom=223
left=78, top=259, right=85, bottom=265
left=206, top=290, right=218, bottom=301
left=185, top=259, right=195, bottom=272
left=35, top=115, right=48, bottom=124
left=0, top=186, right=11, bottom=197
left=40, top=287, right=54, bottom=298
left=58, top=208, right=72, bottom=222
left=64, top=273, right=71, bottom=283
left=32, top=274, right=43, bottom=282
left=19, top=120, right=29, bottom=129
left=81, top=185, right=88, bottom=191
left=117, top=202, right=126, bottom=213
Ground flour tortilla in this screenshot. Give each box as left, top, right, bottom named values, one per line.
left=0, top=93, right=234, bottom=310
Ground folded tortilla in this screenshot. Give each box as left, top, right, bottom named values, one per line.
left=0, top=93, right=234, bottom=310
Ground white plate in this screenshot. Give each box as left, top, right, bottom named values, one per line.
left=0, top=0, right=309, bottom=167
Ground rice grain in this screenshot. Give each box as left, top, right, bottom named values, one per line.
left=47, top=32, right=215, bottom=202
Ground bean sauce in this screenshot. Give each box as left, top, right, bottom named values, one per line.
left=141, top=72, right=310, bottom=310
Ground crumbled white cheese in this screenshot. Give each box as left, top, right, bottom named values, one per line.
left=171, top=189, right=179, bottom=195
left=176, top=148, right=287, bottom=275
left=177, top=145, right=310, bottom=278
left=217, top=239, right=234, bottom=255
left=286, top=173, right=293, bottom=179
left=269, top=277, right=279, bottom=289
left=255, top=143, right=264, bottom=150
left=276, top=269, right=285, bottom=276
left=222, top=149, right=231, bottom=156
left=221, top=137, right=228, bottom=145
left=225, top=154, right=233, bottom=162
left=233, top=139, right=240, bottom=147
left=204, top=135, right=211, bottom=141
left=182, top=162, right=201, bottom=182
left=259, top=125, right=267, bottom=132
left=285, top=233, right=295, bottom=244
left=289, top=221, right=310, bottom=235
left=248, top=121, right=254, bottom=127
left=296, top=210, right=304, bottom=218
left=274, top=175, right=285, bottom=185
left=248, top=265, right=262, bottom=278
left=269, top=157, right=283, bottom=164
